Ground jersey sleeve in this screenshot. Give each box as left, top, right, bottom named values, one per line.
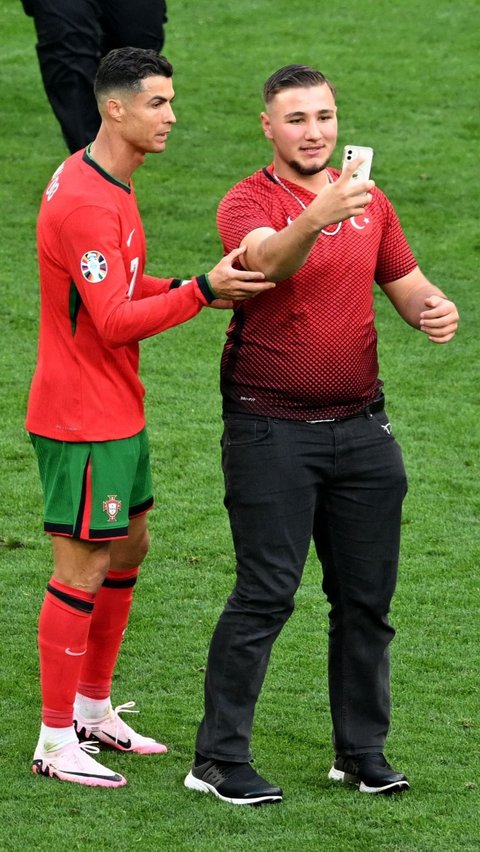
left=141, top=274, right=179, bottom=296
left=374, top=192, right=418, bottom=285
left=59, top=206, right=213, bottom=346
left=217, top=181, right=274, bottom=252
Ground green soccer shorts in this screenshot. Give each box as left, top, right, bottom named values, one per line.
left=30, top=429, right=154, bottom=541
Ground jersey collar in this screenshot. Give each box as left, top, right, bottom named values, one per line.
left=82, top=145, right=131, bottom=193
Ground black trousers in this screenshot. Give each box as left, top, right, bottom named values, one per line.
left=22, top=0, right=167, bottom=153
left=195, top=404, right=408, bottom=762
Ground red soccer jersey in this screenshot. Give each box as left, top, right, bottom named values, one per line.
left=26, top=149, right=213, bottom=441
left=217, top=164, right=418, bottom=420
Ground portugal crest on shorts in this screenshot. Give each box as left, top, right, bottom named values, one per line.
left=81, top=250, right=108, bottom=283
left=103, top=494, right=122, bottom=522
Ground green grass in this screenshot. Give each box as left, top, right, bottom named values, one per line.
left=0, top=0, right=479, bottom=848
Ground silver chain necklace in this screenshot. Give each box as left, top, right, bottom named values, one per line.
left=272, top=172, right=308, bottom=209
left=272, top=170, right=341, bottom=236
left=272, top=169, right=333, bottom=210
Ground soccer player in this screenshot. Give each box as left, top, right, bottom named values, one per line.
left=26, top=47, right=274, bottom=788
left=184, top=64, right=459, bottom=804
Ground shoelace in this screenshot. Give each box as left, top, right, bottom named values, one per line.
left=111, top=700, right=139, bottom=744
left=78, top=740, right=100, bottom=756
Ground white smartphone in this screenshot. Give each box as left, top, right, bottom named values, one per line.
left=342, top=145, right=374, bottom=181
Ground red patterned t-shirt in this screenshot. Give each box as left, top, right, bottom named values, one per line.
left=217, top=164, right=417, bottom=420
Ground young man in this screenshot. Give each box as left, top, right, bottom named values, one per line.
left=26, top=47, right=273, bottom=788
left=184, top=64, right=459, bottom=805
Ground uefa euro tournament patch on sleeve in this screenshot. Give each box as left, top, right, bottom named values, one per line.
left=81, top=250, right=108, bottom=283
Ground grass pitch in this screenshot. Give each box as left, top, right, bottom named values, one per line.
left=0, top=0, right=478, bottom=849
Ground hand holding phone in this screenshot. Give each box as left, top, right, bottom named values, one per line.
left=342, top=145, right=374, bottom=182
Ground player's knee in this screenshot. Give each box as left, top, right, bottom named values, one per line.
left=117, top=527, right=150, bottom=569
left=52, top=539, right=111, bottom=593
left=73, top=543, right=110, bottom=591
left=90, top=548, right=112, bottom=590
left=131, top=526, right=150, bottom=566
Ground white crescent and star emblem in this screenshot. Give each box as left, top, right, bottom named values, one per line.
left=350, top=215, right=370, bottom=230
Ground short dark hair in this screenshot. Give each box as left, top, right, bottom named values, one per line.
left=94, top=47, right=173, bottom=100
left=263, top=64, right=336, bottom=104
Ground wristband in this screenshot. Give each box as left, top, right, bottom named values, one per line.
left=196, top=273, right=217, bottom=304
left=205, top=272, right=217, bottom=298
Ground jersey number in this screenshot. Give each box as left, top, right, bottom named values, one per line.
left=128, top=257, right=139, bottom=299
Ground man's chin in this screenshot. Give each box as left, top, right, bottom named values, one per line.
left=145, top=142, right=166, bottom=156
left=148, top=135, right=168, bottom=152
left=289, top=158, right=330, bottom=176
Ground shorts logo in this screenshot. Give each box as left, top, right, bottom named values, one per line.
left=103, top=494, right=122, bottom=522
left=81, top=250, right=108, bottom=283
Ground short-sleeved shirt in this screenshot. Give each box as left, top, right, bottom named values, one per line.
left=26, top=148, right=213, bottom=442
left=217, top=164, right=418, bottom=421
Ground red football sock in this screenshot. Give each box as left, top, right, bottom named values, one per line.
left=77, top=567, right=139, bottom=701
left=38, top=577, right=95, bottom=727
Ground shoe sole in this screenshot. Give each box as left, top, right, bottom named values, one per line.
left=328, top=766, right=410, bottom=795
left=32, top=759, right=127, bottom=788
left=184, top=770, right=282, bottom=806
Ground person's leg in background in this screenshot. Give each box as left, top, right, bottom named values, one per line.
left=99, top=0, right=167, bottom=55
left=25, top=0, right=102, bottom=153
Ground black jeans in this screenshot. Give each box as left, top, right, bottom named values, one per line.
left=23, top=0, right=167, bottom=153
left=195, top=405, right=408, bottom=762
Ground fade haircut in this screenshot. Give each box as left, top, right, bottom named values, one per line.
left=263, top=64, right=336, bottom=105
left=94, top=47, right=173, bottom=100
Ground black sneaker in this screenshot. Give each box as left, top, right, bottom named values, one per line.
left=184, top=757, right=283, bottom=806
left=328, top=753, right=410, bottom=795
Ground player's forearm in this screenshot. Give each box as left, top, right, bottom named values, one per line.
left=140, top=274, right=179, bottom=296
left=100, top=278, right=212, bottom=346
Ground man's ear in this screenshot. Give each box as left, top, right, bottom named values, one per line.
left=105, top=97, right=124, bottom=122
left=260, top=111, right=273, bottom=140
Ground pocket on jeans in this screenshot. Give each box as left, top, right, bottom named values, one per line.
left=222, top=416, right=271, bottom=447
left=371, top=410, right=395, bottom=439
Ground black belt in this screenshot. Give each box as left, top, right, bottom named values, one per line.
left=306, top=394, right=385, bottom=423
left=358, top=394, right=385, bottom=417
